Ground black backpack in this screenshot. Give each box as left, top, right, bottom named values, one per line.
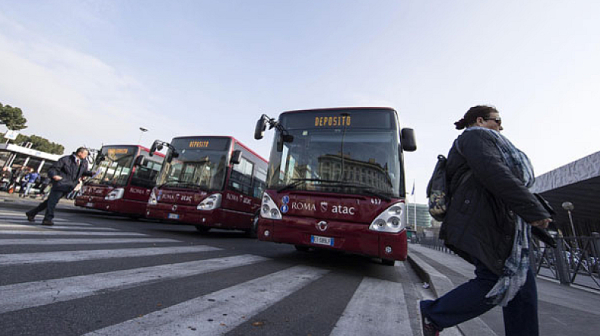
left=426, top=141, right=470, bottom=221
left=426, top=155, right=450, bottom=222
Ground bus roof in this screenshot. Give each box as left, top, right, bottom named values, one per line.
left=170, top=136, right=268, bottom=164
left=281, top=107, right=397, bottom=115
left=101, top=144, right=165, bottom=158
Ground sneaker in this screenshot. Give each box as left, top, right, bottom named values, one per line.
left=422, top=315, right=440, bottom=336
left=41, top=220, right=54, bottom=226
left=26, top=212, right=35, bottom=223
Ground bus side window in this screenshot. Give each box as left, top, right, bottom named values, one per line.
left=229, top=156, right=254, bottom=196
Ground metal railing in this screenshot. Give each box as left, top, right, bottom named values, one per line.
left=417, top=233, right=600, bottom=290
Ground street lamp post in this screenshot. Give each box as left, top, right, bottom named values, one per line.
left=138, top=127, right=148, bottom=145
left=562, top=201, right=579, bottom=250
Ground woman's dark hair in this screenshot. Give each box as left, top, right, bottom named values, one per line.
left=454, top=105, right=498, bottom=130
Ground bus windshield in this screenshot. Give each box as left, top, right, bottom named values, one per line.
left=266, top=110, right=403, bottom=198
left=88, top=146, right=137, bottom=187
left=156, top=137, right=230, bottom=191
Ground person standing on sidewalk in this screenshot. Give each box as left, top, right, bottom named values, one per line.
left=19, top=168, right=39, bottom=198
left=420, top=105, right=552, bottom=336
left=26, top=147, right=93, bottom=225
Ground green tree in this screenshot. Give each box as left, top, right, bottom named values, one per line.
left=0, top=133, right=64, bottom=155
left=0, top=102, right=28, bottom=131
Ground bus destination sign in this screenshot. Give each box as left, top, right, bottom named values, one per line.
left=314, top=115, right=351, bottom=127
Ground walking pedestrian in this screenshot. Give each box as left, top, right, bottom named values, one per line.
left=25, top=147, right=93, bottom=225
left=420, top=105, right=552, bottom=336
left=0, top=166, right=12, bottom=191
left=19, top=168, right=39, bottom=198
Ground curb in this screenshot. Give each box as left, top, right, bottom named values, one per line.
left=408, top=250, right=497, bottom=336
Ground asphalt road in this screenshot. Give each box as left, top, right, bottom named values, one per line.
left=0, top=202, right=430, bottom=336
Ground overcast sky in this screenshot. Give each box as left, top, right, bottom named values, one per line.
left=1, top=0, right=599, bottom=203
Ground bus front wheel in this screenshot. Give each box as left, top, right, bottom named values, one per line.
left=294, top=245, right=310, bottom=252
left=195, top=225, right=210, bottom=234
left=381, top=259, right=396, bottom=266
left=245, top=212, right=259, bottom=238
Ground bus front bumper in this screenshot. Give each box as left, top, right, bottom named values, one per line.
left=257, top=217, right=408, bottom=261
left=75, top=196, right=147, bottom=216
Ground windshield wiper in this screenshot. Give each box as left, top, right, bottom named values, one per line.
left=277, top=179, right=392, bottom=200
left=277, top=178, right=341, bottom=192
left=158, top=181, right=204, bottom=190
left=322, top=181, right=393, bottom=201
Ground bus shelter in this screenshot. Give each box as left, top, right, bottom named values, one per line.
left=0, top=143, right=60, bottom=174
left=531, top=151, right=600, bottom=237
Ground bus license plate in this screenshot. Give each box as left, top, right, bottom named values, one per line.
left=86, top=203, right=94, bottom=207
left=311, top=235, right=334, bottom=246
left=168, top=213, right=179, bottom=219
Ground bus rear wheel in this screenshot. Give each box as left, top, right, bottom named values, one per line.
left=195, top=225, right=210, bottom=234
left=294, top=245, right=310, bottom=252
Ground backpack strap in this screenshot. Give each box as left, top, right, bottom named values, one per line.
left=451, top=139, right=472, bottom=192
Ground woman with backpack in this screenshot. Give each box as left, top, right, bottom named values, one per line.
left=419, top=105, right=552, bottom=336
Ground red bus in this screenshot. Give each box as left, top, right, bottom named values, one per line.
left=75, top=145, right=164, bottom=218
left=145, top=136, right=268, bottom=235
left=254, top=107, right=416, bottom=265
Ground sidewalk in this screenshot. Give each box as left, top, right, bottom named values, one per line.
left=408, top=243, right=600, bottom=336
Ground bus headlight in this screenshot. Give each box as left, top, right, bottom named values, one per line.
left=197, top=193, right=222, bottom=210
left=148, top=188, right=158, bottom=205
left=260, top=193, right=282, bottom=220
left=369, top=203, right=406, bottom=233
left=105, top=188, right=124, bottom=201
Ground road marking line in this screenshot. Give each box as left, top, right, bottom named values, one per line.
left=0, top=245, right=221, bottom=266
left=84, top=265, right=329, bottom=336
left=330, top=277, right=412, bottom=336
left=0, top=230, right=147, bottom=236
left=0, top=238, right=179, bottom=245
left=0, top=254, right=268, bottom=314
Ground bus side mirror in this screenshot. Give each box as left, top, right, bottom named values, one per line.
left=149, top=140, right=164, bottom=157
left=133, top=155, right=146, bottom=167
left=254, top=116, right=268, bottom=140
left=231, top=150, right=242, bottom=165
left=95, top=153, right=106, bottom=165
left=400, top=128, right=417, bottom=152
left=165, top=149, right=179, bottom=163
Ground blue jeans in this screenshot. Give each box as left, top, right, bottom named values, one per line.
left=420, top=258, right=538, bottom=336
left=27, top=189, right=69, bottom=221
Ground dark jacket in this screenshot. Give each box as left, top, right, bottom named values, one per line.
left=48, top=155, right=92, bottom=192
left=440, top=129, right=550, bottom=275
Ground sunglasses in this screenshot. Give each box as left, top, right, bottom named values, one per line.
left=483, top=116, right=502, bottom=125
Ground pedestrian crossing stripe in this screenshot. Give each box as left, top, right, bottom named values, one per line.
left=0, top=245, right=221, bottom=266
left=83, top=265, right=329, bottom=336
left=0, top=254, right=268, bottom=314
left=0, top=238, right=179, bottom=245
left=0, top=230, right=148, bottom=236
left=330, top=277, right=412, bottom=336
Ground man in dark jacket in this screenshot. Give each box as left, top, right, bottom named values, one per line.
left=420, top=106, right=552, bottom=336
left=26, top=147, right=93, bottom=225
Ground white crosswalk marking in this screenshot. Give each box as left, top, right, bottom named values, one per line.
left=0, top=220, right=93, bottom=226
left=0, top=254, right=268, bottom=314
left=0, top=230, right=147, bottom=236
left=0, top=217, right=71, bottom=223
left=330, top=277, right=412, bottom=336
left=0, top=245, right=221, bottom=266
left=84, top=265, right=329, bottom=336
left=0, top=238, right=179, bottom=245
